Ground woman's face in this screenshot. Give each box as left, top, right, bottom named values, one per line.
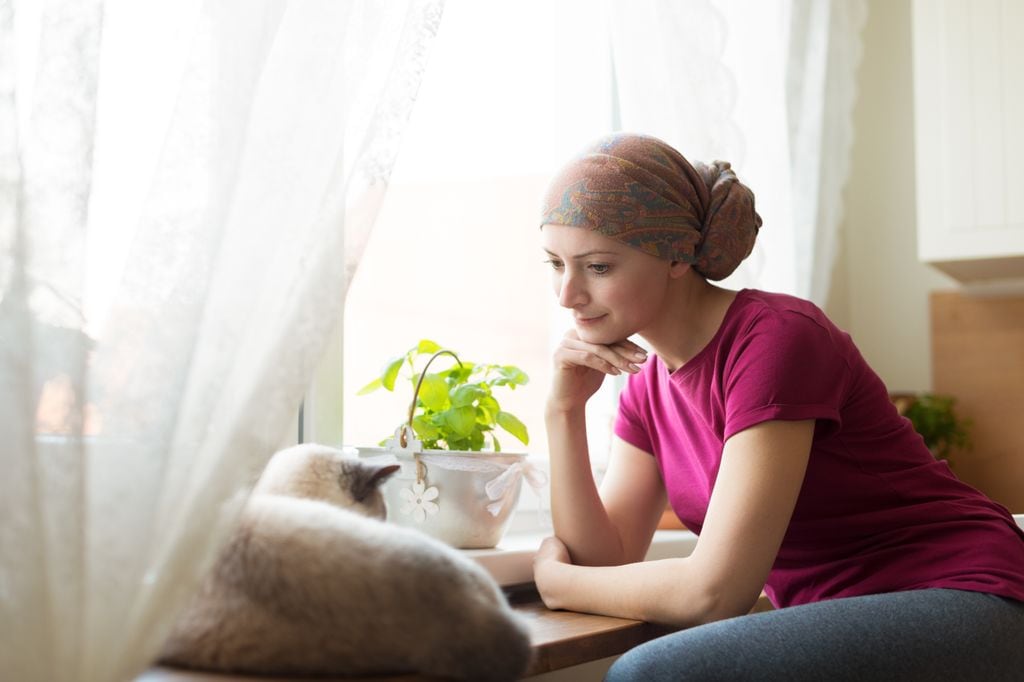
left=541, top=224, right=675, bottom=345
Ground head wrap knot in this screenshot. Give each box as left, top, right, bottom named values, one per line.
left=539, top=133, right=762, bottom=280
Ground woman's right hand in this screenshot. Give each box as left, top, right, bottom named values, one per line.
left=547, top=330, right=647, bottom=414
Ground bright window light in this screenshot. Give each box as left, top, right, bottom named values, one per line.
left=342, top=0, right=616, bottom=474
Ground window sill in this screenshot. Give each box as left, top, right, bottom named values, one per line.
left=465, top=528, right=699, bottom=587
left=479, top=515, right=1024, bottom=586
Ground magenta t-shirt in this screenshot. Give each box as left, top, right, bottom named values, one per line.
left=614, top=289, right=1024, bottom=607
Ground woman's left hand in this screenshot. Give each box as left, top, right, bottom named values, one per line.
left=534, top=536, right=572, bottom=610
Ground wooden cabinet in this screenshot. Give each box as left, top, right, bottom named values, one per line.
left=931, top=292, right=1024, bottom=512
left=912, top=0, right=1024, bottom=281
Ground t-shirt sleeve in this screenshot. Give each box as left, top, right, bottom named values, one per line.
left=613, top=370, right=655, bottom=454
left=722, top=310, right=849, bottom=441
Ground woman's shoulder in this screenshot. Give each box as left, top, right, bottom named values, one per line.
left=730, top=289, right=838, bottom=335
left=722, top=289, right=855, bottom=372
left=734, top=289, right=826, bottom=317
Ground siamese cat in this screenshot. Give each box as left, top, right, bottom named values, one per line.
left=160, top=444, right=532, bottom=681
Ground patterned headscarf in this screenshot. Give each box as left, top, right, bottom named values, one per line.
left=540, top=133, right=762, bottom=281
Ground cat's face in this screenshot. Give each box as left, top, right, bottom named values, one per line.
left=254, top=444, right=400, bottom=519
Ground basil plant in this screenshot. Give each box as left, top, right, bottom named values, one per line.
left=358, top=339, right=529, bottom=452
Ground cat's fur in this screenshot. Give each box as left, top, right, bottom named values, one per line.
left=160, top=443, right=532, bottom=681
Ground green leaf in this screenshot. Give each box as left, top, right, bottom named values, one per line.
left=419, top=373, right=450, bottom=411
left=491, top=433, right=502, bottom=452
left=417, top=339, right=442, bottom=355
left=477, top=395, right=499, bottom=423
left=356, top=377, right=383, bottom=395
left=451, top=384, right=485, bottom=407
left=500, top=365, right=529, bottom=386
left=382, top=357, right=405, bottom=391
left=412, top=414, right=441, bottom=440
left=485, top=365, right=529, bottom=388
left=496, top=411, right=529, bottom=445
left=443, top=406, right=477, bottom=437
left=440, top=363, right=470, bottom=384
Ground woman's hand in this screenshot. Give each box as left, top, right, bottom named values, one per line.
left=547, top=330, right=647, bottom=414
left=533, top=535, right=572, bottom=610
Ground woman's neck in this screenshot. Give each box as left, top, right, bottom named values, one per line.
left=641, top=277, right=738, bottom=373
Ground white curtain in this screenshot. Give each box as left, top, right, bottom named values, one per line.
left=785, top=0, right=867, bottom=305
left=606, top=0, right=867, bottom=306
left=0, top=0, right=443, bottom=680
left=606, top=0, right=743, bottom=171
left=569, top=0, right=865, bottom=473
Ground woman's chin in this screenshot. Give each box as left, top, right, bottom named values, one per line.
left=574, top=325, right=626, bottom=347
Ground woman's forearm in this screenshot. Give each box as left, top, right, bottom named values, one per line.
left=535, top=556, right=734, bottom=628
left=545, top=405, right=627, bottom=566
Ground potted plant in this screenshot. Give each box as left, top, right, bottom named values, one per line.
left=892, top=392, right=972, bottom=464
left=356, top=340, right=544, bottom=548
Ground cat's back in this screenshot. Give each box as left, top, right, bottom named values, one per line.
left=162, top=494, right=531, bottom=681
left=241, top=494, right=509, bottom=603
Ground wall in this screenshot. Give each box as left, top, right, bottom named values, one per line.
left=833, top=0, right=1024, bottom=511
left=827, top=0, right=956, bottom=392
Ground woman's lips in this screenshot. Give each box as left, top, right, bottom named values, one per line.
left=575, top=314, right=607, bottom=326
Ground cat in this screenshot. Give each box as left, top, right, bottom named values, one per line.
left=159, top=443, right=532, bottom=681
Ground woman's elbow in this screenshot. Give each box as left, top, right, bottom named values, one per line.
left=699, top=587, right=761, bottom=624
left=652, top=582, right=760, bottom=628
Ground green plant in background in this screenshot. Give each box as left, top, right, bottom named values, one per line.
left=358, top=339, right=529, bottom=452
left=901, top=393, right=972, bottom=463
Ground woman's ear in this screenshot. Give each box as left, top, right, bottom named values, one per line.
left=668, top=260, right=692, bottom=279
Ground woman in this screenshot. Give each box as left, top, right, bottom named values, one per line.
left=533, top=133, right=1024, bottom=681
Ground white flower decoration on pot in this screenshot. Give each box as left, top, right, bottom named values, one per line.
left=399, top=480, right=439, bottom=523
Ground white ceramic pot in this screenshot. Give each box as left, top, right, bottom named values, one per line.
left=357, top=445, right=529, bottom=549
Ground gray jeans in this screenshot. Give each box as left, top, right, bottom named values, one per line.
left=604, top=589, right=1024, bottom=682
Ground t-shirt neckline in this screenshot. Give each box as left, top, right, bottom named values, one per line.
left=665, top=288, right=750, bottom=381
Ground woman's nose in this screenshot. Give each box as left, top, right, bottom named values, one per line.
left=557, top=272, right=587, bottom=309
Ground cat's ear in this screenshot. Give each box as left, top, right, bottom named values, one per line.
left=350, top=463, right=401, bottom=502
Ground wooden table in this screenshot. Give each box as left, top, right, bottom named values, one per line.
left=143, top=593, right=665, bottom=680
left=514, top=584, right=773, bottom=675
left=516, top=595, right=675, bottom=676
left=144, top=589, right=772, bottom=680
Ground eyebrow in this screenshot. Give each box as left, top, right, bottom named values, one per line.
left=542, top=249, right=621, bottom=259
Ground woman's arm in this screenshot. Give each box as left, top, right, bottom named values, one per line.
left=547, top=415, right=667, bottom=566
left=535, top=418, right=814, bottom=627
left=544, top=330, right=663, bottom=566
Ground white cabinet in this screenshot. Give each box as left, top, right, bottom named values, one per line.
left=912, top=0, right=1024, bottom=281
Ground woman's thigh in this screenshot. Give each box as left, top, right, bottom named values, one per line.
left=604, top=589, right=1024, bottom=682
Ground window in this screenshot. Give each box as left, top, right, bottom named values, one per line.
left=311, top=0, right=806, bottom=525
left=328, top=0, right=620, bottom=502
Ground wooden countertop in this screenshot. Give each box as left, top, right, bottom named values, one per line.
left=143, top=591, right=665, bottom=680
left=516, top=593, right=676, bottom=675
left=144, top=589, right=772, bottom=680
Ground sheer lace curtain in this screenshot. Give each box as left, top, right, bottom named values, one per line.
left=607, top=0, right=867, bottom=306
left=0, top=0, right=442, bottom=680
left=571, top=0, right=865, bottom=473
left=563, top=0, right=738, bottom=471
left=785, top=0, right=867, bottom=305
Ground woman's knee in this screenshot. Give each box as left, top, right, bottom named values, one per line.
left=603, top=639, right=673, bottom=682
left=603, top=627, right=732, bottom=682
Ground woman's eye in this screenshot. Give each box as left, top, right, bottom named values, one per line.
left=544, top=259, right=564, bottom=270
left=589, top=263, right=610, bottom=275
